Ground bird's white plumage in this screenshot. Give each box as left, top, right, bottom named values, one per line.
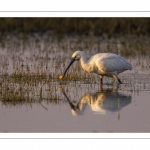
left=63, top=50, right=132, bottom=84
left=89, top=53, right=132, bottom=74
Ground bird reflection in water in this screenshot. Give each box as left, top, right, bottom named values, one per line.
left=59, top=85, right=131, bottom=119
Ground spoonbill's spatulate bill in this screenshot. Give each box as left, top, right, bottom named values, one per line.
left=59, top=51, right=132, bottom=84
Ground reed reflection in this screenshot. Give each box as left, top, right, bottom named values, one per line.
left=60, top=85, right=131, bottom=118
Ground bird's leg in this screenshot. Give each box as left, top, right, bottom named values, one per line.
left=101, top=78, right=103, bottom=85
left=112, top=84, right=119, bottom=92
left=112, top=74, right=122, bottom=84
left=117, top=78, right=122, bottom=84
left=99, top=84, right=103, bottom=92
left=100, top=75, right=103, bottom=85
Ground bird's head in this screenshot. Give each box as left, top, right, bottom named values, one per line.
left=59, top=51, right=84, bottom=80
left=71, top=50, right=84, bottom=61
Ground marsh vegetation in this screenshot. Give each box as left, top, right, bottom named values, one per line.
left=0, top=33, right=150, bottom=106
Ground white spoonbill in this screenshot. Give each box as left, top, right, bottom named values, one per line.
left=59, top=51, right=132, bottom=84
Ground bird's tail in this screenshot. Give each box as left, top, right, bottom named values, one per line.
left=125, top=60, right=132, bottom=70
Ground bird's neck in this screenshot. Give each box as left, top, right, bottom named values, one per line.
left=80, top=54, right=89, bottom=72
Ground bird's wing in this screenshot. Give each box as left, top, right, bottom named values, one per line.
left=95, top=54, right=132, bottom=73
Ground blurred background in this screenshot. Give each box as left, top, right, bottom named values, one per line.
left=0, top=18, right=150, bottom=37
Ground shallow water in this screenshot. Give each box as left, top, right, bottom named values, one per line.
left=0, top=34, right=150, bottom=133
